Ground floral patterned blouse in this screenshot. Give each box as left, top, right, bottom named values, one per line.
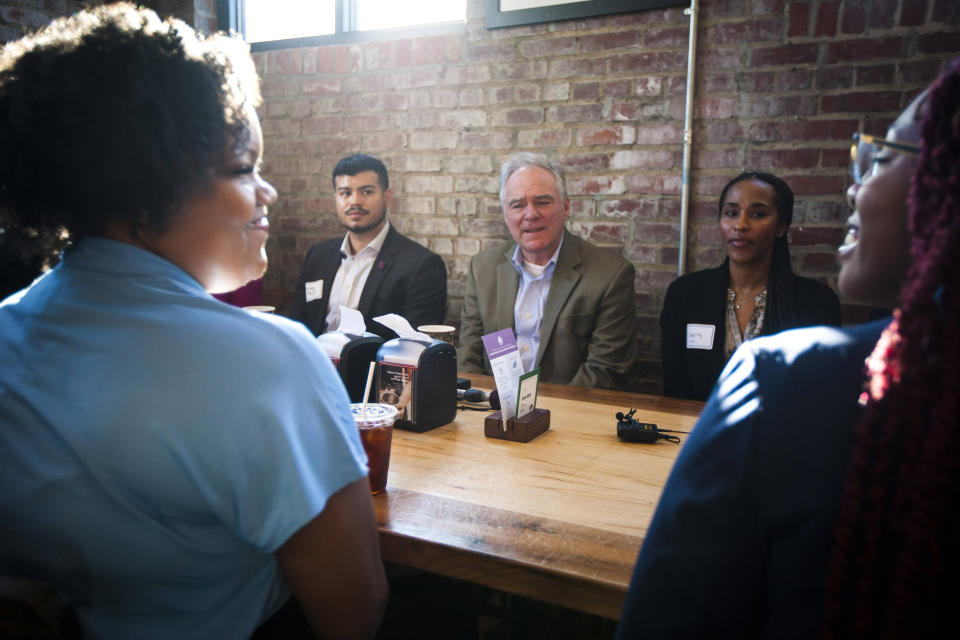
left=724, top=288, right=767, bottom=361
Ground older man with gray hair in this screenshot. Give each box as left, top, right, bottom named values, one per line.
left=457, top=152, right=637, bottom=389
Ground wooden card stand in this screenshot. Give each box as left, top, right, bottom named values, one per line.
left=484, top=408, right=550, bottom=443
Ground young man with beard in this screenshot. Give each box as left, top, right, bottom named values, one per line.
left=289, top=154, right=447, bottom=339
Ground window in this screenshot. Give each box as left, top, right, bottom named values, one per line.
left=219, top=0, right=466, bottom=49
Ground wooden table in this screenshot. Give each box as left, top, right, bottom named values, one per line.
left=372, top=375, right=704, bottom=621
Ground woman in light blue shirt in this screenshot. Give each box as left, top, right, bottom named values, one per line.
left=0, top=4, right=387, bottom=638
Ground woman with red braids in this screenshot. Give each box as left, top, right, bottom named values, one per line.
left=617, top=60, right=959, bottom=639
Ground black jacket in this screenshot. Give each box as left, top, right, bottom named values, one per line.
left=288, top=225, right=447, bottom=339
left=659, top=263, right=842, bottom=401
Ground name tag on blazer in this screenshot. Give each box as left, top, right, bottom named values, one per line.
left=305, top=279, right=324, bottom=302
left=686, top=324, right=715, bottom=350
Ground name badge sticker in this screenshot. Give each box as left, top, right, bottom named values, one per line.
left=686, top=324, right=715, bottom=350
left=305, top=279, right=324, bottom=302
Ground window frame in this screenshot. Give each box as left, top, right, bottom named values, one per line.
left=217, top=0, right=466, bottom=52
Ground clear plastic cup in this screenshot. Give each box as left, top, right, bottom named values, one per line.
left=350, top=403, right=399, bottom=494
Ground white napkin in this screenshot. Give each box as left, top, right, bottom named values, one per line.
left=373, top=313, right=432, bottom=342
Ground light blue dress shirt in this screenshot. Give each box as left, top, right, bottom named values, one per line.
left=512, top=234, right=564, bottom=373
left=0, top=238, right=367, bottom=639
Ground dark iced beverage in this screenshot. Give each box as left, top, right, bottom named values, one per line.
left=350, top=403, right=398, bottom=494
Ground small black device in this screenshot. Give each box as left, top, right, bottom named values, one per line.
left=616, top=408, right=683, bottom=444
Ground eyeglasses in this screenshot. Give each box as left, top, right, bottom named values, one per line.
left=850, top=133, right=921, bottom=185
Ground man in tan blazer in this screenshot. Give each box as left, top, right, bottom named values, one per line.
left=457, top=152, right=637, bottom=390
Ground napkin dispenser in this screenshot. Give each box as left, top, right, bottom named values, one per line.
left=316, top=331, right=385, bottom=402
left=375, top=337, right=457, bottom=432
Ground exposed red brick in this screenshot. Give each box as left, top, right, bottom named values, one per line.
left=554, top=153, right=610, bottom=172
left=821, top=148, right=850, bottom=167
left=572, top=82, right=600, bottom=100
left=784, top=175, right=846, bottom=196
left=642, top=26, right=690, bottom=49
left=700, top=122, right=745, bottom=143
left=465, top=43, right=515, bottom=62
left=703, top=73, right=735, bottom=93
left=778, top=70, right=812, bottom=91
left=493, top=61, right=548, bottom=81
left=871, top=0, right=898, bottom=28
left=444, top=33, right=462, bottom=62
left=549, top=57, right=607, bottom=78
left=802, top=252, right=841, bottom=271
left=636, top=76, right=664, bottom=96
left=856, top=64, right=895, bottom=86
left=576, top=126, right=635, bottom=146
left=547, top=103, right=603, bottom=122
left=752, top=0, right=785, bottom=15
left=412, top=38, right=429, bottom=66
left=394, top=39, right=411, bottom=67
left=334, top=45, right=360, bottom=73
left=750, top=43, right=819, bottom=67
left=629, top=175, right=682, bottom=195
left=600, top=199, right=659, bottom=219
left=315, top=47, right=334, bottom=73
left=567, top=176, right=627, bottom=196
left=816, top=66, right=854, bottom=90
left=750, top=95, right=818, bottom=117
left=302, top=78, right=341, bottom=95
left=710, top=18, right=782, bottom=45
left=901, top=59, right=945, bottom=83
left=603, top=79, right=633, bottom=97
left=610, top=150, right=676, bottom=170
left=840, top=0, right=867, bottom=34
left=501, top=107, right=544, bottom=125
left=635, top=124, right=684, bottom=145
left=585, top=224, right=631, bottom=245
left=788, top=2, right=811, bottom=37
left=580, top=30, right=639, bottom=52
left=900, top=0, right=928, bottom=26
left=519, top=36, right=577, bottom=58
left=821, top=91, right=901, bottom=112
left=745, top=149, right=820, bottom=169
left=918, top=31, right=960, bottom=53
left=667, top=75, right=687, bottom=95
left=780, top=119, right=858, bottom=141
left=932, top=0, right=955, bottom=22
left=814, top=1, right=839, bottom=36
left=428, top=36, right=445, bottom=64
left=695, top=148, right=742, bottom=169
left=742, top=72, right=776, bottom=93
left=746, top=122, right=780, bottom=142
left=269, top=50, right=303, bottom=75
left=301, top=116, right=343, bottom=135
left=827, top=37, right=904, bottom=63
left=609, top=51, right=676, bottom=74
left=516, top=86, right=539, bottom=102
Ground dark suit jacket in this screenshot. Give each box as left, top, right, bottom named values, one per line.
left=457, top=233, right=637, bottom=390
left=288, top=225, right=447, bottom=339
left=659, top=262, right=842, bottom=401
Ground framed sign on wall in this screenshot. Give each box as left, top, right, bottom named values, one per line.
left=485, top=0, right=689, bottom=29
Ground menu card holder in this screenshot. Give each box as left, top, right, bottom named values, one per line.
left=484, top=408, right=550, bottom=443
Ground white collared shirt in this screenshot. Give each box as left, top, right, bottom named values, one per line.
left=512, top=233, right=564, bottom=373
left=324, top=220, right=391, bottom=331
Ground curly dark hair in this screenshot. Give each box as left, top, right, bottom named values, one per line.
left=717, top=171, right=798, bottom=334
left=0, top=3, right=260, bottom=270
left=822, top=60, right=960, bottom=638
left=332, top=154, right=390, bottom=190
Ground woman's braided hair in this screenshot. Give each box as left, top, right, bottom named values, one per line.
left=823, top=59, right=960, bottom=639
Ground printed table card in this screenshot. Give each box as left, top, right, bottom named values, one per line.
left=481, top=328, right=525, bottom=421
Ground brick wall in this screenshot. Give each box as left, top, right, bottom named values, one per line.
left=4, top=0, right=958, bottom=393
left=256, top=0, right=958, bottom=392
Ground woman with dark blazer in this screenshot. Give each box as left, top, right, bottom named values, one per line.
left=660, top=172, right=841, bottom=401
